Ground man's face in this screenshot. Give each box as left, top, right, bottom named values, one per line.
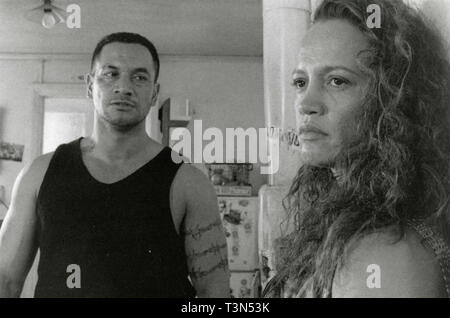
left=292, top=19, right=370, bottom=166
left=87, top=42, right=159, bottom=130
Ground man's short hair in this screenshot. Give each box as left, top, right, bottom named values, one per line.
left=90, top=32, right=160, bottom=82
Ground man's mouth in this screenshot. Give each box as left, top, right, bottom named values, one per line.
left=110, top=100, right=135, bottom=107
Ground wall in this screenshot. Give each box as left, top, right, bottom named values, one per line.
left=0, top=60, right=42, bottom=218
left=0, top=54, right=265, bottom=218
left=160, top=56, right=266, bottom=193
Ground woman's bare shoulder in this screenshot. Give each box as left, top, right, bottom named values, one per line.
left=331, top=226, right=448, bottom=297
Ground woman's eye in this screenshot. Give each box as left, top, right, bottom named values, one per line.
left=329, top=77, right=349, bottom=87
left=291, top=78, right=306, bottom=89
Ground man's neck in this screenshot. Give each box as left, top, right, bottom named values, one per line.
left=86, top=121, right=151, bottom=162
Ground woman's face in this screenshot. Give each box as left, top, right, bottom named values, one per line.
left=293, top=19, right=370, bottom=166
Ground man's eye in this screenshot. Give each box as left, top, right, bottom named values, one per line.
left=133, top=75, right=149, bottom=82
left=291, top=78, right=306, bottom=89
left=102, top=72, right=117, bottom=78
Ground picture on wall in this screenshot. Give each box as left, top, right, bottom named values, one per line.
left=0, top=141, right=24, bottom=162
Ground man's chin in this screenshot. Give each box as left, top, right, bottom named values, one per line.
left=104, top=116, right=144, bottom=131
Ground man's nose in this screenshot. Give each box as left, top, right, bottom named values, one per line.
left=113, top=76, right=133, bottom=96
left=296, top=83, right=325, bottom=116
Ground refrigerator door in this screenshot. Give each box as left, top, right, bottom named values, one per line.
left=218, top=197, right=259, bottom=271
left=230, top=271, right=258, bottom=298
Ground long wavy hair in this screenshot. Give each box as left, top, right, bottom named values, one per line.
left=265, top=0, right=450, bottom=297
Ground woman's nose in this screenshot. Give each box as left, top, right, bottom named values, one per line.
left=296, top=82, right=325, bottom=116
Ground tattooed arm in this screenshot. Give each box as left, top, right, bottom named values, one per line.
left=176, top=164, right=230, bottom=297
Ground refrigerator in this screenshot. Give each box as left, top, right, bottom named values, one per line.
left=218, top=197, right=260, bottom=298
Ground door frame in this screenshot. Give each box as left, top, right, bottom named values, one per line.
left=31, top=83, right=87, bottom=158
left=22, top=83, right=87, bottom=298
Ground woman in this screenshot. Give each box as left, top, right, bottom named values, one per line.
left=265, top=0, right=450, bottom=297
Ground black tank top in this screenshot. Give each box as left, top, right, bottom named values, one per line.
left=34, top=138, right=196, bottom=298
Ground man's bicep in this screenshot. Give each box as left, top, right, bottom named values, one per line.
left=181, top=166, right=230, bottom=296
left=183, top=215, right=228, bottom=282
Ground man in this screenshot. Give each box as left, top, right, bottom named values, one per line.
left=0, top=32, right=230, bottom=297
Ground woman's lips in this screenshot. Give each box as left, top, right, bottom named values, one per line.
left=298, top=126, right=328, bottom=141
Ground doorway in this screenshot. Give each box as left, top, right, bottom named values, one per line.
left=42, top=97, right=94, bottom=154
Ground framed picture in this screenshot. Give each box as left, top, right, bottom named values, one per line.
left=0, top=141, right=24, bottom=162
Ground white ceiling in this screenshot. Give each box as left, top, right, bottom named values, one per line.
left=0, top=0, right=263, bottom=56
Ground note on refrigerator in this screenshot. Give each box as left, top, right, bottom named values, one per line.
left=230, top=271, right=258, bottom=298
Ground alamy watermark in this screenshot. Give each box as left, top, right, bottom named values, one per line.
left=65, top=4, right=81, bottom=29
left=169, top=120, right=280, bottom=175
left=366, top=264, right=381, bottom=289
left=66, top=264, right=81, bottom=289
left=367, top=4, right=381, bottom=29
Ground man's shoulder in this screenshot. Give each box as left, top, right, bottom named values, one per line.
left=11, top=152, right=55, bottom=201
left=172, top=163, right=218, bottom=215
left=173, top=163, right=214, bottom=195
left=33, top=152, right=55, bottom=167
left=332, top=226, right=447, bottom=297
left=31, top=152, right=54, bottom=174
left=21, top=153, right=54, bottom=182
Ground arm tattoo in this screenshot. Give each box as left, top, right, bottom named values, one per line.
left=189, top=258, right=228, bottom=280
left=183, top=218, right=223, bottom=240
left=187, top=242, right=227, bottom=262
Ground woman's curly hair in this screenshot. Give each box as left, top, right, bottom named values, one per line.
left=265, top=0, right=450, bottom=297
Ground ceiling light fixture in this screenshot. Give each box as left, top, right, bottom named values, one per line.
left=25, top=0, right=66, bottom=29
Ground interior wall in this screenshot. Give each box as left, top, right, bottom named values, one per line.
left=0, top=60, right=42, bottom=218
left=159, top=56, right=266, bottom=193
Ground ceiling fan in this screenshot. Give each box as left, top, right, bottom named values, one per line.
left=24, top=0, right=67, bottom=29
